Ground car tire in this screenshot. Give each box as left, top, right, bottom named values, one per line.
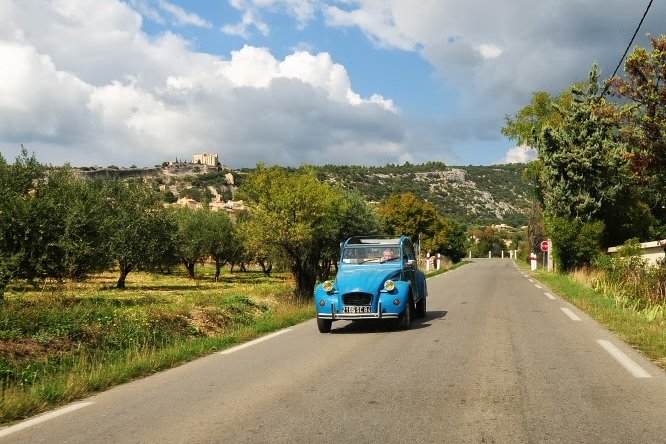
left=416, top=296, right=426, bottom=318
left=317, top=317, right=332, bottom=333
left=396, top=297, right=412, bottom=330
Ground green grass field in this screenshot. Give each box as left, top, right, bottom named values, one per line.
left=0, top=266, right=314, bottom=424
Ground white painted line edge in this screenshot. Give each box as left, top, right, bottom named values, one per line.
left=560, top=307, right=581, bottom=321
left=544, top=292, right=556, bottom=300
left=219, top=328, right=293, bottom=355
left=528, top=279, right=534, bottom=283
left=534, top=284, right=542, bottom=289
left=597, top=340, right=651, bottom=378
left=0, top=402, right=94, bottom=438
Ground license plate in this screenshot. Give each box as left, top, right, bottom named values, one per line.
left=343, top=306, right=372, bottom=314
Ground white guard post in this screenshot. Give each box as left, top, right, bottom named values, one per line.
left=530, top=252, right=537, bottom=271
left=426, top=252, right=430, bottom=271
left=436, top=253, right=441, bottom=270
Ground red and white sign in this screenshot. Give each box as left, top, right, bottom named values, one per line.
left=540, top=240, right=549, bottom=252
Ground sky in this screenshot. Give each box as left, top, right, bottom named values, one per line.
left=1, top=1, right=665, bottom=168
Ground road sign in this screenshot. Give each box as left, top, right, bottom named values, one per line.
left=540, top=240, right=549, bottom=252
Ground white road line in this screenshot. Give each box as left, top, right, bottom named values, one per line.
left=544, top=292, right=556, bottom=300
left=219, top=328, right=293, bottom=355
left=597, top=340, right=652, bottom=378
left=528, top=279, right=534, bottom=283
left=560, top=307, right=581, bottom=321
left=534, top=284, right=542, bottom=289
left=0, top=402, right=93, bottom=438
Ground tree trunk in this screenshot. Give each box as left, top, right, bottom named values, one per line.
left=117, top=262, right=134, bottom=289
left=185, top=261, right=196, bottom=279
left=258, top=258, right=272, bottom=276
left=214, top=259, right=224, bottom=282
left=292, top=257, right=318, bottom=299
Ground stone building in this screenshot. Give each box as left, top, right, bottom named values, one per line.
left=192, top=153, right=219, bottom=167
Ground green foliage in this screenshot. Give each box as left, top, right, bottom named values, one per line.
left=173, top=208, right=215, bottom=279
left=377, top=193, right=439, bottom=241
left=608, top=35, right=666, bottom=216
left=537, top=65, right=628, bottom=222
left=502, top=90, right=572, bottom=147
left=548, top=217, right=604, bottom=271
left=239, top=164, right=348, bottom=298
left=424, top=217, right=467, bottom=263
left=104, top=180, right=178, bottom=288
left=469, top=226, right=506, bottom=258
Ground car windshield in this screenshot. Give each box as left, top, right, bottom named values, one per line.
left=341, top=245, right=400, bottom=264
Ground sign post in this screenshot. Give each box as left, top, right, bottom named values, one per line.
left=540, top=240, right=549, bottom=270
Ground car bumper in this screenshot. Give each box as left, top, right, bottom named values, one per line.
left=316, top=301, right=400, bottom=320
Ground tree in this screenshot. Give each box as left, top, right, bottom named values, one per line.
left=470, top=226, right=506, bottom=258
left=422, top=217, right=467, bottom=262
left=0, top=148, right=44, bottom=296
left=376, top=193, right=439, bottom=242
left=537, top=66, right=628, bottom=222
left=173, top=208, right=212, bottom=279
left=239, top=165, right=345, bottom=298
left=607, top=35, right=666, bottom=226
left=548, top=217, right=604, bottom=271
left=105, top=180, right=178, bottom=288
left=206, top=211, right=235, bottom=281
left=502, top=90, right=572, bottom=147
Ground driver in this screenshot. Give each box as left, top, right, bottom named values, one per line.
left=382, top=249, right=396, bottom=262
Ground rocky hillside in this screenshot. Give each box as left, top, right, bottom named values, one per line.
left=75, top=161, right=533, bottom=227
left=312, top=162, right=533, bottom=227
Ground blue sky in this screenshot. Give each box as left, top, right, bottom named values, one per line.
left=1, top=0, right=665, bottom=168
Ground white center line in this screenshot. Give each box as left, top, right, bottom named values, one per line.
left=597, top=340, right=652, bottom=378
left=544, top=292, right=556, bottom=300
left=560, top=307, right=581, bottom=321
left=0, top=402, right=94, bottom=438
left=219, top=328, right=293, bottom=355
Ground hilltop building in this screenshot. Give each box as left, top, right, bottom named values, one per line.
left=192, top=153, right=219, bottom=167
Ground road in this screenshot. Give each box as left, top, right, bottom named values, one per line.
left=2, top=259, right=665, bottom=443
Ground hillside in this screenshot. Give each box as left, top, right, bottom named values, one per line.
left=311, top=162, right=533, bottom=226
left=76, top=161, right=534, bottom=227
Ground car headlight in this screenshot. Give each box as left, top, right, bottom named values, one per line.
left=323, top=280, right=334, bottom=292
left=384, top=279, right=395, bottom=292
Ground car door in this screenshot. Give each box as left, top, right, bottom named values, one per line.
left=401, top=240, right=418, bottom=299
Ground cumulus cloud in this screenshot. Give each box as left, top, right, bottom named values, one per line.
left=0, top=0, right=403, bottom=167
left=223, top=0, right=318, bottom=37
left=504, top=145, right=537, bottom=164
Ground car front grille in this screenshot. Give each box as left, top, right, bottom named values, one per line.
left=343, top=292, right=372, bottom=306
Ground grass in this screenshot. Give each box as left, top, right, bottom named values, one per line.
left=521, top=262, right=666, bottom=371
left=0, top=266, right=314, bottom=425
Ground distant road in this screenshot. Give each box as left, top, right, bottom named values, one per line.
left=2, top=260, right=665, bottom=443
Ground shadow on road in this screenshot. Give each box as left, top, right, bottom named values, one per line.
left=331, top=310, right=448, bottom=334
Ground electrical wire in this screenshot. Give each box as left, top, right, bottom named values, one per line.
left=600, top=0, right=654, bottom=97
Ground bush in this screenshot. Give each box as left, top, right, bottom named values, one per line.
left=548, top=217, right=604, bottom=271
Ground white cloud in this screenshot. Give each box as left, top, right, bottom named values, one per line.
left=477, top=44, right=502, bottom=60
left=504, top=145, right=537, bottom=164
left=223, top=0, right=317, bottom=38
left=0, top=0, right=403, bottom=168
left=156, top=0, right=212, bottom=28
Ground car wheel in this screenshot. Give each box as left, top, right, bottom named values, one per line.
left=317, top=317, right=332, bottom=333
left=416, top=296, right=426, bottom=318
left=396, top=297, right=412, bottom=330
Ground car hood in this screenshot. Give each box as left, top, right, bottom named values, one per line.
left=335, top=266, right=401, bottom=294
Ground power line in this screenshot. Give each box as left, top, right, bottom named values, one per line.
left=600, top=0, right=654, bottom=97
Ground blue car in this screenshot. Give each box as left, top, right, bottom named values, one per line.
left=314, top=235, right=428, bottom=333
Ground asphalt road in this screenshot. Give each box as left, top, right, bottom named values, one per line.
left=2, top=259, right=665, bottom=443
